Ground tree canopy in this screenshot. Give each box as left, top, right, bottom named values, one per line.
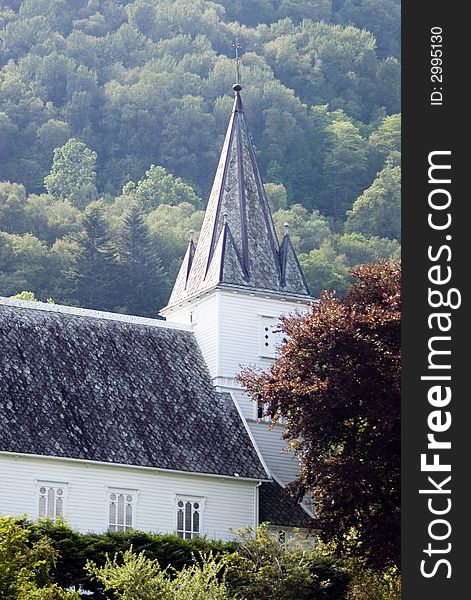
left=239, top=260, right=401, bottom=570
left=0, top=0, right=400, bottom=314
left=44, top=138, right=98, bottom=208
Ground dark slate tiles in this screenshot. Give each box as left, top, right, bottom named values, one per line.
left=259, top=480, right=311, bottom=528
left=0, top=302, right=267, bottom=480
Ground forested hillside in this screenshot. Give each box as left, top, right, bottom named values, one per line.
left=0, top=0, right=401, bottom=315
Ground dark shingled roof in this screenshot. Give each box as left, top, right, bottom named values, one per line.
left=259, top=481, right=311, bottom=528
left=0, top=300, right=268, bottom=480
left=165, top=86, right=311, bottom=309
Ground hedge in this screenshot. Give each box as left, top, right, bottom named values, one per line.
left=25, top=519, right=233, bottom=597
left=11, top=519, right=350, bottom=599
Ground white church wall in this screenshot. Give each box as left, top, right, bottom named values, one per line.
left=0, top=453, right=259, bottom=540
left=229, top=387, right=257, bottom=421
left=165, top=292, right=219, bottom=379
left=218, top=290, right=309, bottom=380
left=164, top=290, right=311, bottom=410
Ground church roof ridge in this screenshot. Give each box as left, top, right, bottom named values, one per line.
left=0, top=297, right=191, bottom=332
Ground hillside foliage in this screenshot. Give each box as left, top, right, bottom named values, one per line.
left=0, top=0, right=400, bottom=313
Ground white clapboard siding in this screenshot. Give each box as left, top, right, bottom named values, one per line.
left=163, top=288, right=309, bottom=490
left=230, top=388, right=258, bottom=422
left=165, top=292, right=219, bottom=378
left=218, top=290, right=309, bottom=380
left=0, top=453, right=258, bottom=540
left=247, top=422, right=300, bottom=487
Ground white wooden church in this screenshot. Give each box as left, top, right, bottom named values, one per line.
left=0, top=83, right=314, bottom=540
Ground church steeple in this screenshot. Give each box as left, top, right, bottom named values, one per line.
left=165, top=84, right=310, bottom=309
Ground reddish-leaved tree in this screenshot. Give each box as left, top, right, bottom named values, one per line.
left=239, top=260, right=400, bottom=570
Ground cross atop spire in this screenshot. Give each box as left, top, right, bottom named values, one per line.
left=164, top=85, right=311, bottom=309
left=233, top=38, right=241, bottom=85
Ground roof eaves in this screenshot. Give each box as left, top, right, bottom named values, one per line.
left=0, top=451, right=271, bottom=482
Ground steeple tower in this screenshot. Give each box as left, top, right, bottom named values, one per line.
left=161, top=83, right=313, bottom=428
left=165, top=84, right=310, bottom=310
left=161, top=84, right=314, bottom=513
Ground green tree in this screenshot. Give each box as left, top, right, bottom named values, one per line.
left=345, top=166, right=401, bottom=240
left=264, top=182, right=288, bottom=212
left=272, top=204, right=331, bottom=253
left=369, top=114, right=401, bottom=160
left=333, top=0, right=401, bottom=59
left=44, top=138, right=97, bottom=209
left=65, top=201, right=117, bottom=311
left=239, top=261, right=401, bottom=570
left=86, top=547, right=230, bottom=600
left=36, top=119, right=72, bottom=159
left=0, top=181, right=30, bottom=234
left=368, top=114, right=401, bottom=176
left=26, top=195, right=81, bottom=247
left=299, top=240, right=350, bottom=297
left=10, top=290, right=37, bottom=301
left=115, top=203, right=169, bottom=317
left=0, top=232, right=52, bottom=298
left=225, top=523, right=350, bottom=600
left=0, top=516, right=79, bottom=599
left=145, top=201, right=205, bottom=282
left=123, top=165, right=202, bottom=212
left=0, top=15, right=53, bottom=61
left=336, top=232, right=400, bottom=267
left=0, top=112, right=18, bottom=168
left=262, top=21, right=383, bottom=121
left=159, top=95, right=217, bottom=192
left=321, top=119, right=368, bottom=220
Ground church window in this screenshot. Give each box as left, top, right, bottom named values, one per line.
left=37, top=483, right=67, bottom=521
left=257, top=401, right=271, bottom=421
left=259, top=316, right=283, bottom=358
left=176, top=496, right=204, bottom=539
left=108, top=489, right=137, bottom=531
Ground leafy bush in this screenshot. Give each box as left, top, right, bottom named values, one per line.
left=346, top=559, right=401, bottom=600
left=26, top=519, right=232, bottom=597
left=225, top=524, right=350, bottom=600
left=86, top=548, right=230, bottom=600
left=1, top=518, right=401, bottom=599
left=0, top=516, right=79, bottom=599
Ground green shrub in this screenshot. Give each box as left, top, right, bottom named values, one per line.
left=225, top=524, right=350, bottom=600
left=25, top=519, right=233, bottom=597
left=0, top=516, right=79, bottom=599
left=346, top=559, right=401, bottom=600
left=86, top=548, right=230, bottom=600
left=7, top=518, right=385, bottom=599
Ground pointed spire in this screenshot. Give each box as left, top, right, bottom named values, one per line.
left=168, top=234, right=196, bottom=301
left=165, top=85, right=311, bottom=308
left=279, top=227, right=310, bottom=292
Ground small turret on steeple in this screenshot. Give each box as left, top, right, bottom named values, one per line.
left=169, top=230, right=196, bottom=298
left=164, top=84, right=310, bottom=310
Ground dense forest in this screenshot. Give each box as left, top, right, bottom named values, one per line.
left=0, top=0, right=401, bottom=316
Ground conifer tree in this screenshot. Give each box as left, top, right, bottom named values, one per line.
left=66, top=202, right=117, bottom=311
left=115, top=203, right=169, bottom=317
